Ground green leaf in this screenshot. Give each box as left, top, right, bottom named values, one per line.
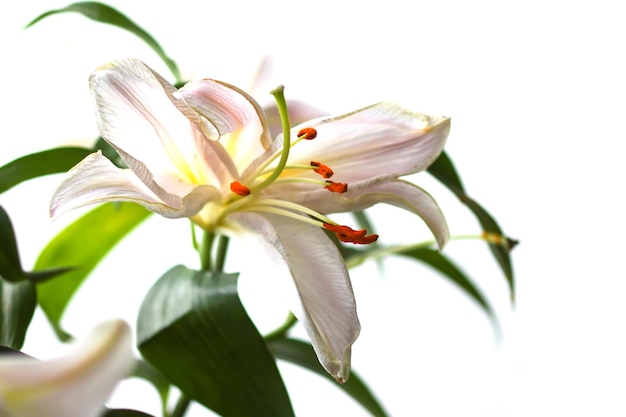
left=137, top=265, right=294, bottom=417
left=427, top=150, right=465, bottom=194
left=0, top=205, right=25, bottom=282
left=397, top=247, right=498, bottom=330
left=267, top=337, right=389, bottom=417
left=428, top=150, right=517, bottom=300
left=0, top=278, right=36, bottom=349
left=26, top=2, right=181, bottom=82
left=35, top=203, right=150, bottom=340
left=0, top=147, right=92, bottom=194
left=101, top=410, right=154, bottom=417
left=94, top=137, right=126, bottom=168
left=132, top=360, right=170, bottom=416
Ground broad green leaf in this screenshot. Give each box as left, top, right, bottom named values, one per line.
left=0, top=278, right=36, bottom=349
left=137, top=265, right=294, bottom=417
left=267, top=337, right=388, bottom=417
left=26, top=2, right=181, bottom=82
left=0, top=205, right=25, bottom=282
left=397, top=247, right=498, bottom=330
left=428, top=150, right=516, bottom=300
left=0, top=147, right=92, bottom=194
left=35, top=203, right=150, bottom=340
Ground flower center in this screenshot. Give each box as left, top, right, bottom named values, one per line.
left=219, top=87, right=377, bottom=245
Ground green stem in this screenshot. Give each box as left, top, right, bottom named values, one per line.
left=264, top=312, right=297, bottom=341
left=214, top=234, right=230, bottom=273
left=169, top=394, right=191, bottom=417
left=199, top=231, right=215, bottom=271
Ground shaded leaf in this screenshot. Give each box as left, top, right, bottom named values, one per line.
left=267, top=337, right=388, bottom=417
left=25, top=267, right=75, bottom=284
left=137, top=265, right=294, bottom=417
left=94, top=137, right=126, bottom=168
left=0, top=147, right=92, bottom=194
left=101, top=409, right=154, bottom=417
left=35, top=203, right=150, bottom=340
left=428, top=150, right=516, bottom=300
left=132, top=360, right=170, bottom=415
left=0, top=278, right=36, bottom=349
left=0, top=345, right=30, bottom=357
left=397, top=247, right=498, bottom=331
left=26, top=2, right=181, bottom=82
left=0, top=205, right=25, bottom=282
left=427, top=150, right=465, bottom=194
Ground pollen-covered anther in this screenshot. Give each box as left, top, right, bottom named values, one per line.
left=297, top=127, right=317, bottom=140
left=230, top=181, right=251, bottom=196
left=324, top=181, right=348, bottom=193
left=310, top=161, right=334, bottom=178
left=323, top=223, right=379, bottom=245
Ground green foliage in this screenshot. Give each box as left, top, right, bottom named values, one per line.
left=101, top=410, right=155, bottom=417
left=0, top=278, right=36, bottom=349
left=267, top=337, right=389, bottom=417
left=26, top=2, right=181, bottom=82
left=0, top=147, right=92, bottom=194
left=137, top=265, right=294, bottom=417
left=428, top=150, right=517, bottom=300
left=34, top=203, right=150, bottom=340
left=0, top=205, right=25, bottom=283
left=397, top=247, right=498, bottom=329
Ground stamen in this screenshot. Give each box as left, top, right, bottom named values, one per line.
left=298, top=127, right=317, bottom=140
left=310, top=161, right=334, bottom=178
left=230, top=181, right=251, bottom=196
left=324, top=181, right=348, bottom=193
left=324, top=223, right=378, bottom=245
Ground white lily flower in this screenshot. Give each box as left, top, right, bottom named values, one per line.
left=50, top=58, right=451, bottom=382
left=0, top=319, right=134, bottom=417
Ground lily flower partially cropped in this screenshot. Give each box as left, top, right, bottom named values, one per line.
left=0, top=319, right=134, bottom=417
left=50, top=58, right=451, bottom=382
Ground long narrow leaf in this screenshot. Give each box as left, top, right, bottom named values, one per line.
left=34, top=203, right=150, bottom=340
left=428, top=150, right=516, bottom=300
left=397, top=247, right=498, bottom=331
left=25, top=2, right=181, bottom=82
left=267, top=337, right=388, bottom=417
left=0, top=147, right=92, bottom=194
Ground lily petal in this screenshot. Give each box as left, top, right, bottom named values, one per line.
left=229, top=212, right=360, bottom=383
left=50, top=152, right=217, bottom=219
left=178, top=79, right=272, bottom=170
left=285, top=102, right=450, bottom=184
left=295, top=179, right=450, bottom=249
left=0, top=319, right=134, bottom=417
left=90, top=59, right=232, bottom=189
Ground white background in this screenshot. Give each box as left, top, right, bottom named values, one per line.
left=1, top=1, right=625, bottom=416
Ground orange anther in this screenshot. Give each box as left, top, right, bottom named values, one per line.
left=323, top=223, right=379, bottom=245
left=297, top=127, right=317, bottom=140
left=324, top=181, right=348, bottom=193
left=310, top=161, right=334, bottom=178
left=230, top=181, right=251, bottom=196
